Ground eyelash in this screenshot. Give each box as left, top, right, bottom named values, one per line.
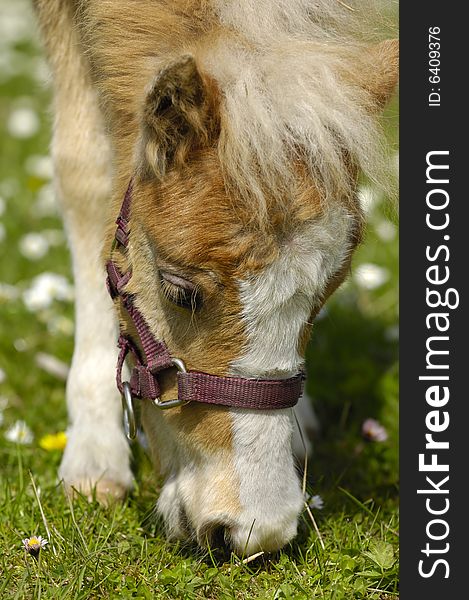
left=159, top=276, right=202, bottom=311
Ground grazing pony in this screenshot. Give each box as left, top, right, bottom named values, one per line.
left=33, top=0, right=398, bottom=554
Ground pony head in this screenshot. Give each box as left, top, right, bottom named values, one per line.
left=111, top=34, right=398, bottom=554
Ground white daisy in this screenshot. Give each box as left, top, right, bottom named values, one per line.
left=46, top=314, right=74, bottom=336
left=7, top=107, right=40, bottom=139
left=353, top=263, right=390, bottom=291
left=308, top=494, right=325, bottom=510
left=5, top=420, right=34, bottom=445
left=362, top=418, right=388, bottom=443
left=23, top=272, right=73, bottom=312
left=35, top=352, right=69, bottom=381
left=35, top=184, right=58, bottom=217
left=14, top=338, right=28, bottom=352
left=19, top=232, right=49, bottom=260
left=25, top=155, right=54, bottom=180
left=375, top=220, right=397, bottom=242
left=22, top=535, right=48, bottom=556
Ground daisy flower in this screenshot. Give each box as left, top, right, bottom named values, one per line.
left=375, top=219, right=397, bottom=242
left=7, top=107, right=40, bottom=139
left=5, top=420, right=33, bottom=445
left=25, top=154, right=53, bottom=180
left=23, top=272, right=73, bottom=312
left=35, top=352, right=69, bottom=381
left=35, top=184, right=58, bottom=217
left=19, top=232, right=49, bottom=260
left=353, top=263, right=390, bottom=291
left=362, top=418, right=388, bottom=443
left=22, top=535, right=48, bottom=557
left=308, top=494, right=325, bottom=510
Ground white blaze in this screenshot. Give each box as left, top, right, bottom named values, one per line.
left=232, top=203, right=353, bottom=378
left=228, top=203, right=353, bottom=552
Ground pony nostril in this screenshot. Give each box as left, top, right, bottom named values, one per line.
left=197, top=519, right=233, bottom=550
left=210, top=525, right=229, bottom=549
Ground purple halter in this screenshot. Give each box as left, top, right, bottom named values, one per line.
left=106, top=180, right=304, bottom=437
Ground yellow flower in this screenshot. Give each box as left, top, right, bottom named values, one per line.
left=39, top=431, right=67, bottom=451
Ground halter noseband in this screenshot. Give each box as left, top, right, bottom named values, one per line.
left=106, top=180, right=304, bottom=438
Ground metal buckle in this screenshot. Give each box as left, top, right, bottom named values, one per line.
left=122, top=381, right=137, bottom=440
left=152, top=357, right=188, bottom=410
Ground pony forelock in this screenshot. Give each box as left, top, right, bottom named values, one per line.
left=194, top=0, right=396, bottom=215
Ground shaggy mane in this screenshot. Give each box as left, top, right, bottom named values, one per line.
left=198, top=0, right=396, bottom=214
left=76, top=0, right=396, bottom=214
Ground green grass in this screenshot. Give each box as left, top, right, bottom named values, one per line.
left=0, top=2, right=399, bottom=598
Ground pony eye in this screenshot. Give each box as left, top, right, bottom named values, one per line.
left=159, top=271, right=202, bottom=311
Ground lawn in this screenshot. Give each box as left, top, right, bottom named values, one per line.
left=0, top=2, right=399, bottom=598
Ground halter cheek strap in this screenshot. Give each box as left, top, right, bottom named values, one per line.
left=106, top=179, right=304, bottom=437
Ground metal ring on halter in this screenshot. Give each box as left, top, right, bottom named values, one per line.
left=152, top=357, right=188, bottom=409
left=122, top=381, right=137, bottom=440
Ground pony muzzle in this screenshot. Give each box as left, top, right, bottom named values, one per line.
left=197, top=512, right=299, bottom=555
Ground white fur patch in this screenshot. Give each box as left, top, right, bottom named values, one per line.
left=225, top=203, right=352, bottom=552
left=229, top=408, right=303, bottom=553
left=232, top=202, right=352, bottom=378
left=157, top=472, right=187, bottom=540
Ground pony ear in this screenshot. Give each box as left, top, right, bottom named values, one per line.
left=360, top=39, right=399, bottom=111
left=140, top=55, right=219, bottom=178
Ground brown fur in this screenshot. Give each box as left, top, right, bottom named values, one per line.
left=362, top=40, right=399, bottom=110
